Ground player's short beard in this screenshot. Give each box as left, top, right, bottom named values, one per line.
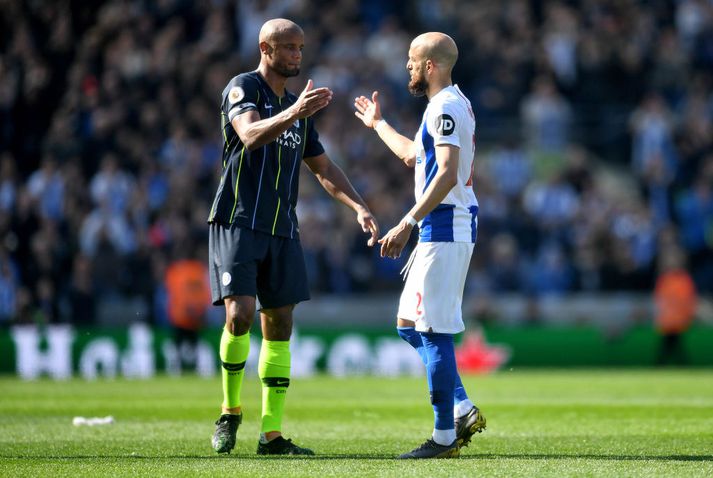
left=408, top=75, right=427, bottom=97
left=273, top=63, right=300, bottom=78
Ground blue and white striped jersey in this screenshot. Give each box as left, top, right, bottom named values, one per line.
left=413, top=85, right=479, bottom=243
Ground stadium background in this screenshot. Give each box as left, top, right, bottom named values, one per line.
left=1, top=0, right=713, bottom=378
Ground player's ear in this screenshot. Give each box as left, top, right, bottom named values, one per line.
left=259, top=41, right=272, bottom=55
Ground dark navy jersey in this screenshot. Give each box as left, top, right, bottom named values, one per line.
left=208, top=71, right=325, bottom=238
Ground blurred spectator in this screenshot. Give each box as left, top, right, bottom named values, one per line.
left=25, top=156, right=65, bottom=221
left=0, top=154, right=17, bottom=212
left=0, top=250, right=18, bottom=325
left=488, top=139, right=532, bottom=200
left=488, top=233, right=523, bottom=292
left=164, top=255, right=211, bottom=371
left=89, top=154, right=135, bottom=214
left=79, top=201, right=136, bottom=258
left=542, top=2, right=578, bottom=87
left=654, top=248, right=697, bottom=365
left=630, top=93, right=678, bottom=224
left=521, top=76, right=572, bottom=152
left=522, top=173, right=579, bottom=231
left=68, top=254, right=96, bottom=326
left=675, top=172, right=713, bottom=293
left=524, top=242, right=573, bottom=296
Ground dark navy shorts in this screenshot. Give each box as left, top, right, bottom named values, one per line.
left=208, top=223, right=310, bottom=309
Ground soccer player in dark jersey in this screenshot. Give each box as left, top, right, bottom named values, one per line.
left=208, top=18, right=379, bottom=456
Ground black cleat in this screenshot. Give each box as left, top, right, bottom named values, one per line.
left=455, top=406, right=486, bottom=447
left=398, top=438, right=460, bottom=459
left=256, top=436, right=315, bottom=455
left=212, top=413, right=242, bottom=454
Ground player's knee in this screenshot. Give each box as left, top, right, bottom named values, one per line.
left=396, top=327, right=411, bottom=342
left=397, top=326, right=420, bottom=348
left=261, top=310, right=293, bottom=340
left=225, top=303, right=255, bottom=335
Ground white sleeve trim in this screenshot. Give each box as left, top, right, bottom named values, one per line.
left=433, top=137, right=461, bottom=148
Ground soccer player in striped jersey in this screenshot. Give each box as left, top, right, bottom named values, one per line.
left=354, top=32, right=486, bottom=459
left=209, top=18, right=379, bottom=456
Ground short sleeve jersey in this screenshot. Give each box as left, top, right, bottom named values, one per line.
left=208, top=71, right=325, bottom=238
left=413, top=85, right=479, bottom=243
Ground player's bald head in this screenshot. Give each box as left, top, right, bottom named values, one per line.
left=410, top=32, right=458, bottom=71
left=258, top=18, right=303, bottom=45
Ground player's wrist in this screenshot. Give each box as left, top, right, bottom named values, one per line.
left=373, top=118, right=387, bottom=132
left=286, top=106, right=300, bottom=122
left=285, top=103, right=304, bottom=122
left=402, top=213, right=418, bottom=227
left=355, top=204, right=370, bottom=216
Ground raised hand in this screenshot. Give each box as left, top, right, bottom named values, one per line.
left=354, top=91, right=382, bottom=129
left=291, top=79, right=333, bottom=119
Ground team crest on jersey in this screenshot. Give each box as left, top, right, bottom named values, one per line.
left=222, top=272, right=232, bottom=286
left=436, top=114, right=455, bottom=135
left=228, top=87, right=245, bottom=104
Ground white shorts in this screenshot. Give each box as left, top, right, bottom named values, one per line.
left=397, top=242, right=474, bottom=334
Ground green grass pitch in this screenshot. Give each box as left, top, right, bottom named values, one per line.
left=1, top=370, right=712, bottom=477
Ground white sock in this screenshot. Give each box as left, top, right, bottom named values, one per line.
left=432, top=428, right=456, bottom=446
left=454, top=399, right=475, bottom=418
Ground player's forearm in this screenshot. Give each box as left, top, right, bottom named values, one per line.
left=407, top=170, right=457, bottom=222
left=239, top=109, right=298, bottom=151
left=316, top=161, right=369, bottom=212
left=374, top=121, right=416, bottom=167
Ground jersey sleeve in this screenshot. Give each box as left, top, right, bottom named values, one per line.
left=302, top=117, right=325, bottom=159
left=222, top=75, right=261, bottom=122
left=426, top=101, right=462, bottom=148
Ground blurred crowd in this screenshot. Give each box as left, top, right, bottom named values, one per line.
left=0, top=0, right=712, bottom=327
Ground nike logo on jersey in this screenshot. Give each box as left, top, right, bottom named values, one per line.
left=264, top=104, right=273, bottom=109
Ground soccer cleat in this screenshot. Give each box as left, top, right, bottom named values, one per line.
left=212, top=413, right=242, bottom=454
left=398, top=438, right=460, bottom=459
left=455, top=406, right=486, bottom=447
left=256, top=436, right=315, bottom=455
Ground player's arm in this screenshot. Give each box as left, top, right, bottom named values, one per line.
left=232, top=79, right=332, bottom=151
left=406, top=144, right=458, bottom=222
left=379, top=145, right=459, bottom=259
left=354, top=91, right=416, bottom=167
left=304, top=153, right=379, bottom=246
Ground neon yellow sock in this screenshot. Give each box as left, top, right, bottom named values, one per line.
left=258, top=339, right=291, bottom=433
left=220, top=327, right=250, bottom=410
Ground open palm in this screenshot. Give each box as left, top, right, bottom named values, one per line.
left=354, top=91, right=382, bottom=128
